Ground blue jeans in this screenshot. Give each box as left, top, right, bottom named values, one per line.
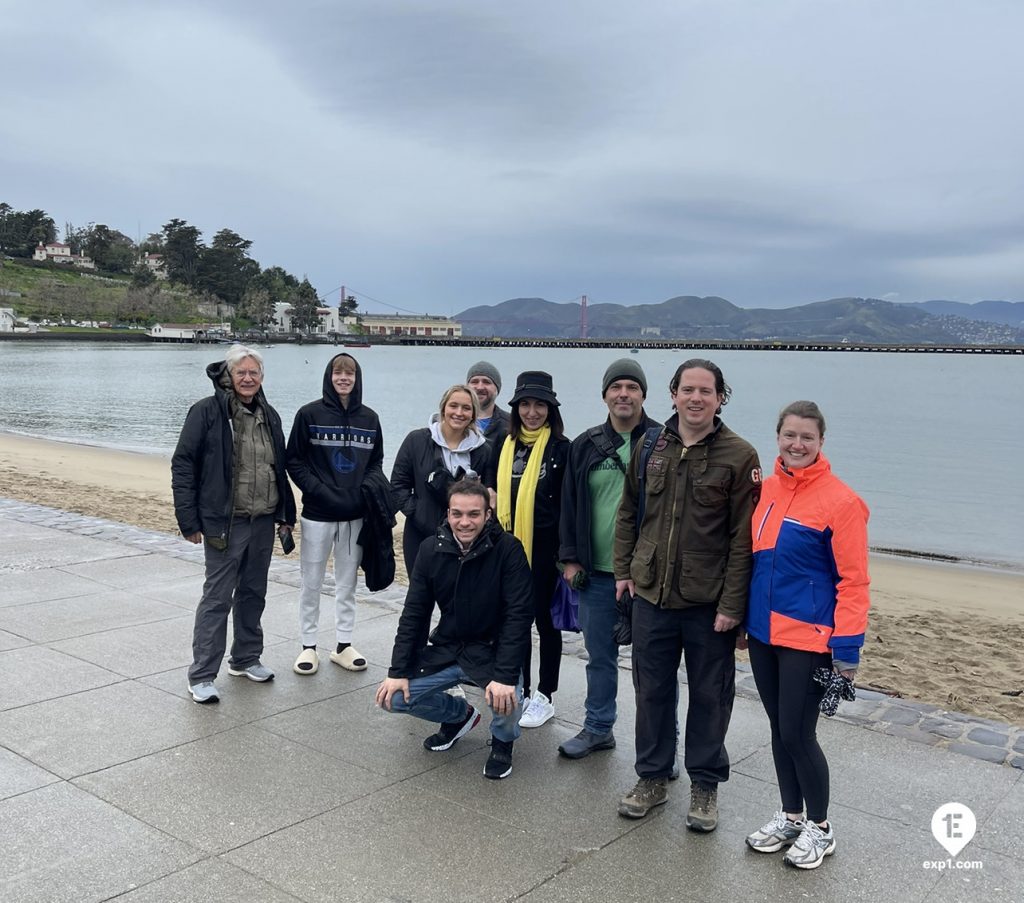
left=578, top=572, right=620, bottom=735
left=385, top=664, right=523, bottom=743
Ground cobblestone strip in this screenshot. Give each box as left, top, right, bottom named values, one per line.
left=2, top=497, right=1020, bottom=768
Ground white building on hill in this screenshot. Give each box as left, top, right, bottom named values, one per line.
left=32, top=241, right=96, bottom=270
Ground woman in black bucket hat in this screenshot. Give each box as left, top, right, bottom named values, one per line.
left=496, top=371, right=570, bottom=728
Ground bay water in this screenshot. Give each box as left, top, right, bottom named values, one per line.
left=1, top=341, right=1021, bottom=569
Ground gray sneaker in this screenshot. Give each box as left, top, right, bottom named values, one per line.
left=558, top=729, right=616, bottom=759
left=686, top=783, right=718, bottom=832
left=189, top=681, right=219, bottom=704
left=228, top=662, right=275, bottom=682
left=617, top=778, right=668, bottom=819
left=746, top=810, right=804, bottom=853
left=784, top=821, right=836, bottom=869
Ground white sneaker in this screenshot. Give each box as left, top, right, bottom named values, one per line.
left=784, top=820, right=836, bottom=870
left=519, top=691, right=554, bottom=727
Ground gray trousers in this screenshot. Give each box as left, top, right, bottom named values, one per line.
left=188, top=515, right=275, bottom=683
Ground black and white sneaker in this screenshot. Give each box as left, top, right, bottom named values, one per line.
left=483, top=738, right=514, bottom=779
left=423, top=705, right=481, bottom=751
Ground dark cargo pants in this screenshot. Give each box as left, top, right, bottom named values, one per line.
left=188, top=514, right=275, bottom=683
left=631, top=597, right=736, bottom=786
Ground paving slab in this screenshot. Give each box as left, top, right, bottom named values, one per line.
left=0, top=568, right=109, bottom=608
left=49, top=613, right=196, bottom=677
left=75, top=724, right=392, bottom=854
left=0, top=680, right=240, bottom=779
left=224, top=783, right=570, bottom=903
left=101, top=859, right=306, bottom=903
left=0, top=527, right=147, bottom=572
left=0, top=589, right=186, bottom=643
left=0, top=627, right=30, bottom=651
left=0, top=781, right=200, bottom=903
left=0, top=747, right=61, bottom=801
left=0, top=645, right=121, bottom=711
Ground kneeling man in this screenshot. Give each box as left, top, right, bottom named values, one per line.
left=376, top=479, right=533, bottom=779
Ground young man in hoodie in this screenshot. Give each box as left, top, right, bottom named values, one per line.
left=287, top=353, right=383, bottom=675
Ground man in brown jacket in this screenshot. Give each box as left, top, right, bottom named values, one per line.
left=613, top=359, right=761, bottom=830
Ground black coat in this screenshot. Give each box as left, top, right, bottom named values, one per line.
left=171, top=361, right=296, bottom=544
left=390, top=427, right=495, bottom=539
left=388, top=519, right=533, bottom=688
left=358, top=470, right=397, bottom=592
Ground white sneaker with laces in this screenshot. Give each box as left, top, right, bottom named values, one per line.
left=746, top=810, right=804, bottom=853
left=519, top=691, right=554, bottom=727
left=784, top=820, right=836, bottom=869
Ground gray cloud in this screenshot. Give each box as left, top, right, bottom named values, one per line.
left=2, top=0, right=1022, bottom=311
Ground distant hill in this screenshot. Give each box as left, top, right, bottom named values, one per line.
left=455, top=295, right=1022, bottom=345
left=900, top=300, right=1024, bottom=328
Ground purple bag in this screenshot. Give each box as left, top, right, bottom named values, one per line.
left=550, top=579, right=580, bottom=632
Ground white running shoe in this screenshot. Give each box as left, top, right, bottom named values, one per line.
left=519, top=691, right=554, bottom=727
left=784, top=820, right=836, bottom=869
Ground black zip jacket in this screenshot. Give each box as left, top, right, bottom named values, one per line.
left=388, top=518, right=533, bottom=688
left=358, top=469, right=397, bottom=592
left=558, top=413, right=661, bottom=573
left=286, top=353, right=384, bottom=522
left=171, top=361, right=295, bottom=544
left=390, top=428, right=495, bottom=538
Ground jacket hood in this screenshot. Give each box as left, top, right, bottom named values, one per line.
left=321, top=353, right=363, bottom=412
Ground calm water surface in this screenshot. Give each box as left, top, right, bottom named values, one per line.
left=1, top=342, right=1021, bottom=568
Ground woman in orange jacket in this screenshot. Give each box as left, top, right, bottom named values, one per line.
left=743, top=400, right=870, bottom=870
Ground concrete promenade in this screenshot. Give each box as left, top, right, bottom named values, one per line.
left=1, top=498, right=1022, bottom=903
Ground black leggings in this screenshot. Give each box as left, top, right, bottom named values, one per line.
left=748, top=636, right=831, bottom=823
left=522, top=554, right=562, bottom=699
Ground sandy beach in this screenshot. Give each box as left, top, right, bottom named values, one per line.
left=2, top=430, right=1021, bottom=725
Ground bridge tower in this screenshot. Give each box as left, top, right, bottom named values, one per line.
left=580, top=294, right=588, bottom=339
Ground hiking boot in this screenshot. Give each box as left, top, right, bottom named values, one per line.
left=746, top=810, right=804, bottom=853
left=558, top=729, right=616, bottom=759
left=189, top=681, right=219, bottom=704
left=423, top=705, right=481, bottom=751
left=617, top=778, right=668, bottom=819
left=227, top=662, right=275, bottom=682
left=686, top=783, right=718, bottom=832
left=483, top=738, right=514, bottom=779
left=784, top=820, right=836, bottom=869
left=519, top=691, right=554, bottom=728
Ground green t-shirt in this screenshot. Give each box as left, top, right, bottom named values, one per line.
left=588, top=432, right=632, bottom=572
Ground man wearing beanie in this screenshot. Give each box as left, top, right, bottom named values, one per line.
left=557, top=359, right=660, bottom=759
left=466, top=361, right=509, bottom=449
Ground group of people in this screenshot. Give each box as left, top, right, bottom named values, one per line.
left=171, top=347, right=870, bottom=870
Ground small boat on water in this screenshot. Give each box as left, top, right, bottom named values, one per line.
left=629, top=347, right=640, bottom=354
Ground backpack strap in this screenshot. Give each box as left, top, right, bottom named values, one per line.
left=634, top=425, right=663, bottom=530
left=585, top=424, right=626, bottom=473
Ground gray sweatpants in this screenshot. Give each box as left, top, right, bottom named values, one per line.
left=188, top=514, right=276, bottom=684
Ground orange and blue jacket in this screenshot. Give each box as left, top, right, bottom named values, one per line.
left=746, top=455, right=870, bottom=665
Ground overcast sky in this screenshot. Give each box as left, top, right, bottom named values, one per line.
left=3, top=0, right=1022, bottom=314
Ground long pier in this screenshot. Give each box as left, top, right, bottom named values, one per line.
left=398, top=336, right=1022, bottom=354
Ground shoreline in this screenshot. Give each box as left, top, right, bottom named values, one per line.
left=3, top=430, right=1018, bottom=574
left=1, top=429, right=1022, bottom=723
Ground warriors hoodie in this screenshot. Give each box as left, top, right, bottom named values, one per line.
left=286, top=353, right=384, bottom=523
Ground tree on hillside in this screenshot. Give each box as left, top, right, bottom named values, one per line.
left=0, top=205, right=56, bottom=257
left=85, top=225, right=137, bottom=274
left=197, top=228, right=259, bottom=306
left=238, top=285, right=275, bottom=329
left=64, top=222, right=91, bottom=255
left=249, top=265, right=299, bottom=305
left=161, top=218, right=204, bottom=286
left=288, top=278, right=322, bottom=333
left=131, top=263, right=157, bottom=288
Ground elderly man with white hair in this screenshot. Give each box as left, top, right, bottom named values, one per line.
left=172, top=344, right=296, bottom=704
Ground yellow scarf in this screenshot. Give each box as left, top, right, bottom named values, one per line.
left=497, top=424, right=550, bottom=567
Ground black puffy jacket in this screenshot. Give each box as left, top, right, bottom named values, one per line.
left=388, top=518, right=533, bottom=688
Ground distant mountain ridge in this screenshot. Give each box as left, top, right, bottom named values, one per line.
left=455, top=296, right=1023, bottom=344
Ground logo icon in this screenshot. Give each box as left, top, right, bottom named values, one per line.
left=931, top=803, right=976, bottom=857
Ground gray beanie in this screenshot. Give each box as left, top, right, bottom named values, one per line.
left=466, top=361, right=501, bottom=392
left=602, top=358, right=648, bottom=397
